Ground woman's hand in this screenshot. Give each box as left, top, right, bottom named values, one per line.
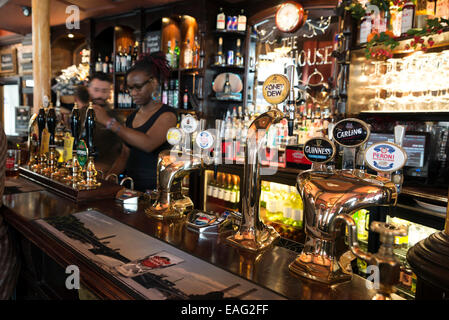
left=92, top=104, right=110, bottom=126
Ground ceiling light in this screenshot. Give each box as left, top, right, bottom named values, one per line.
left=22, top=6, right=31, bottom=17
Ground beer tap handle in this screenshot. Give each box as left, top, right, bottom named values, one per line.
left=46, top=103, right=57, bottom=147
left=392, top=125, right=406, bottom=193
left=369, top=221, right=408, bottom=300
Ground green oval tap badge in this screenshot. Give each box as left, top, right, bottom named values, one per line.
left=262, top=74, right=290, bottom=105
left=332, top=118, right=370, bottom=147
left=303, top=137, right=336, bottom=163
left=77, top=139, right=88, bottom=167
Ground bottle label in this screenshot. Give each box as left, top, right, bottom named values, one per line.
left=6, top=157, right=14, bottom=170
left=224, top=189, right=231, bottom=202
left=238, top=15, right=246, bottom=31
left=212, top=186, right=218, bottom=198
left=401, top=7, right=414, bottom=34
left=217, top=13, right=226, bottom=30
left=359, top=16, right=372, bottom=44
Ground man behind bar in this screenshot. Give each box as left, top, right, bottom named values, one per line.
left=84, top=72, right=124, bottom=173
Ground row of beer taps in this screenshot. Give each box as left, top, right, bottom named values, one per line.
left=28, top=100, right=101, bottom=190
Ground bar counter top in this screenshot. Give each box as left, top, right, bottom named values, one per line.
left=2, top=176, right=381, bottom=300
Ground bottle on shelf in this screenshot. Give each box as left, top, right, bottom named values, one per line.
left=116, top=46, right=122, bottom=73
left=217, top=7, right=226, bottom=30
left=168, top=79, right=174, bottom=107
left=183, top=88, right=189, bottom=110
left=193, top=35, right=200, bottom=69
left=173, top=79, right=179, bottom=108
left=183, top=38, right=193, bottom=69
left=166, top=40, right=173, bottom=68
left=235, top=38, right=243, bottom=66
left=101, top=56, right=108, bottom=74
left=390, top=4, right=403, bottom=37
left=108, top=56, right=114, bottom=74
left=216, top=37, right=225, bottom=65
left=174, top=40, right=180, bottom=69
left=198, top=32, right=206, bottom=69
left=162, top=81, right=168, bottom=105
left=359, top=10, right=372, bottom=44
left=223, top=73, right=231, bottom=94
left=121, top=47, right=128, bottom=73
left=132, top=41, right=139, bottom=66
left=95, top=55, right=102, bottom=72
left=401, top=1, right=416, bottom=36
left=126, top=45, right=133, bottom=70
left=237, top=9, right=247, bottom=31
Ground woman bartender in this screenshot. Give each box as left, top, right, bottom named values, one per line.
left=93, top=52, right=177, bottom=192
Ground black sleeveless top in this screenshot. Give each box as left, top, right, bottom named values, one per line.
left=125, top=104, right=177, bottom=192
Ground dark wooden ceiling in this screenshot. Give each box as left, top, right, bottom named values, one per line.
left=0, top=0, right=185, bottom=35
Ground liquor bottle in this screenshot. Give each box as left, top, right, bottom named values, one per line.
left=108, top=56, right=114, bottom=74
left=237, top=9, right=247, bottom=31
left=216, top=37, right=225, bottom=65
left=174, top=40, right=180, bottom=69
left=223, top=73, right=231, bottom=94
left=121, top=48, right=128, bottom=73
left=401, top=1, right=416, bottom=36
left=116, top=46, right=122, bottom=73
left=102, top=56, right=109, bottom=74
left=198, top=32, right=206, bottom=69
left=216, top=172, right=224, bottom=207
left=183, top=38, right=193, bottom=69
left=234, top=175, right=240, bottom=210
left=193, top=36, right=200, bottom=69
left=359, top=11, right=372, bottom=44
left=126, top=46, right=133, bottom=70
left=95, top=55, right=102, bottom=72
left=166, top=40, right=173, bottom=68
left=132, top=41, right=139, bottom=66
left=183, top=88, right=189, bottom=110
left=173, top=79, right=179, bottom=108
left=216, top=7, right=226, bottom=30
left=162, top=81, right=168, bottom=105
left=235, top=38, right=243, bottom=66
left=390, top=4, right=403, bottom=37
left=168, top=80, right=174, bottom=107
left=223, top=174, right=232, bottom=208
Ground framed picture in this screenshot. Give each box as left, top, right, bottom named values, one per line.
left=0, top=48, right=17, bottom=75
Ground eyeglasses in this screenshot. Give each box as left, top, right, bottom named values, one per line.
left=127, top=79, right=152, bottom=91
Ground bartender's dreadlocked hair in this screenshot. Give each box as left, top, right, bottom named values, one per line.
left=126, top=51, right=170, bottom=83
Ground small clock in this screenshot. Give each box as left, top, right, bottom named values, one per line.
left=275, top=1, right=306, bottom=33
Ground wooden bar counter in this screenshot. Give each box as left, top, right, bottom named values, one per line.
left=2, top=176, right=381, bottom=300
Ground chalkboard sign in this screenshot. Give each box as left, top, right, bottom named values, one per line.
left=145, top=31, right=161, bottom=54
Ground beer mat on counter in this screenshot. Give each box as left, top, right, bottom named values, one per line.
left=4, top=177, right=45, bottom=194
left=34, top=210, right=285, bottom=300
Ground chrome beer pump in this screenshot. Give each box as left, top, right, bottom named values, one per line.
left=226, top=74, right=292, bottom=252
left=146, top=115, right=212, bottom=219
left=289, top=119, right=409, bottom=289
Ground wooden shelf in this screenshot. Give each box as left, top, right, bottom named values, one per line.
left=209, top=96, right=243, bottom=103
left=209, top=64, right=245, bottom=71
left=213, top=29, right=247, bottom=37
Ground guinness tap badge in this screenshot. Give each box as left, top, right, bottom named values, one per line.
left=262, top=74, right=290, bottom=105
left=303, top=137, right=336, bottom=164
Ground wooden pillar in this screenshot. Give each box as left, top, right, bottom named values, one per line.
left=32, top=0, right=51, bottom=113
